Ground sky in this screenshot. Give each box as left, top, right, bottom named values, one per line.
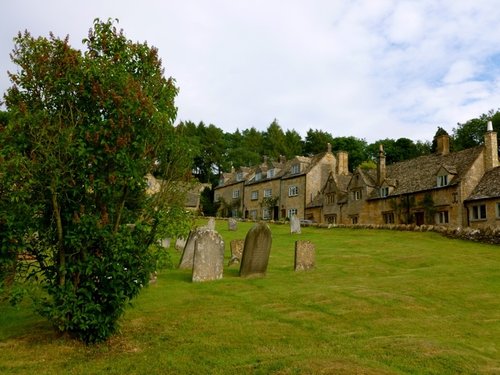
left=2, top=0, right=500, bottom=144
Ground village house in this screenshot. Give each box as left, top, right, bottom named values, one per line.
left=214, top=166, right=252, bottom=217
left=214, top=144, right=342, bottom=221
left=315, top=124, right=499, bottom=227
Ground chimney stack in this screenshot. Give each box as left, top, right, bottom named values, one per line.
left=336, top=151, right=349, bottom=176
left=377, top=144, right=386, bottom=185
left=435, top=134, right=450, bottom=155
left=484, top=121, right=499, bottom=171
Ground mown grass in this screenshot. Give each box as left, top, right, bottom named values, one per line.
left=1, top=220, right=499, bottom=374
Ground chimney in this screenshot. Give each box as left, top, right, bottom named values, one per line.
left=377, top=144, right=386, bottom=185
left=327, top=143, right=332, bottom=153
left=435, top=134, right=450, bottom=155
left=336, top=151, right=349, bottom=176
left=484, top=121, right=499, bottom=171
left=279, top=155, right=286, bottom=164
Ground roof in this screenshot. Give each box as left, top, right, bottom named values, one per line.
left=465, top=166, right=500, bottom=201
left=370, top=146, right=483, bottom=198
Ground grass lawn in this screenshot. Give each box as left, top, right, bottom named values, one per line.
left=1, top=220, right=499, bottom=374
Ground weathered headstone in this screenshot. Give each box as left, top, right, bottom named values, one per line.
left=178, top=229, right=202, bottom=269
left=228, top=239, right=244, bottom=266
left=159, top=238, right=171, bottom=248
left=192, top=229, right=225, bottom=282
left=239, top=223, right=272, bottom=277
left=228, top=217, right=238, bottom=231
left=294, top=240, right=315, bottom=271
left=175, top=237, right=187, bottom=252
left=290, top=215, right=301, bottom=234
left=207, top=217, right=216, bottom=230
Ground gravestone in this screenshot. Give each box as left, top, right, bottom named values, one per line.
left=178, top=229, right=202, bottom=269
left=175, top=237, right=187, bottom=252
left=207, top=217, right=216, bottom=230
left=228, top=217, right=238, bottom=231
left=294, top=240, right=315, bottom=271
left=228, top=239, right=244, bottom=266
left=239, top=223, right=272, bottom=277
left=192, top=229, right=225, bottom=282
left=159, top=238, right=171, bottom=248
left=290, top=215, right=301, bottom=234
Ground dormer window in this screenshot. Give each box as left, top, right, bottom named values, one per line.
left=437, top=174, right=448, bottom=187
left=255, top=172, right=262, bottom=181
left=291, top=164, right=300, bottom=174
left=218, top=177, right=224, bottom=186
left=236, top=172, right=243, bottom=182
left=268, top=169, right=275, bottom=178
left=380, top=187, right=389, bottom=197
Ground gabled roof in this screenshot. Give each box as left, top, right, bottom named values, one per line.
left=370, top=146, right=483, bottom=198
left=465, top=166, right=500, bottom=201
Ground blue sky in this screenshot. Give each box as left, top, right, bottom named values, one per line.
left=2, top=0, right=500, bottom=143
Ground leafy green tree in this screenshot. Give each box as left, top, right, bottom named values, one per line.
left=283, top=129, right=304, bottom=158
left=0, top=19, right=192, bottom=343
left=452, top=109, right=500, bottom=151
left=263, top=119, right=287, bottom=159
left=331, top=136, right=368, bottom=171
left=367, top=137, right=427, bottom=165
left=304, top=129, right=335, bottom=155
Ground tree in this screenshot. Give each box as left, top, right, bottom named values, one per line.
left=452, top=109, right=500, bottom=151
left=0, top=19, right=192, bottom=343
left=304, top=129, right=335, bottom=155
left=331, top=136, right=368, bottom=171
left=263, top=119, right=287, bottom=159
left=283, top=129, right=304, bottom=158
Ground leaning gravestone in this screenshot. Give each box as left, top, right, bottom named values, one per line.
left=178, top=229, right=203, bottom=269
left=239, top=223, right=272, bottom=277
left=192, top=229, right=225, bottom=282
left=294, top=240, right=315, bottom=271
left=228, top=217, right=238, bottom=231
left=228, top=239, right=244, bottom=266
left=290, top=215, right=301, bottom=234
left=207, top=217, right=216, bottom=230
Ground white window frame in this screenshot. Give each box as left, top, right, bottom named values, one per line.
left=288, top=185, right=299, bottom=197
left=436, top=211, right=449, bottom=224
left=264, top=188, right=272, bottom=198
left=353, top=190, right=362, bottom=200
left=380, top=187, right=389, bottom=197
left=251, top=191, right=259, bottom=200
left=262, top=208, right=271, bottom=220
left=268, top=169, right=275, bottom=178
left=287, top=208, right=298, bottom=218
left=471, top=204, right=486, bottom=220
left=255, top=172, right=262, bottom=181
left=249, top=210, right=258, bottom=220
left=437, top=174, right=448, bottom=187
left=291, top=164, right=300, bottom=174
left=236, top=172, right=243, bottom=181
left=232, top=189, right=240, bottom=199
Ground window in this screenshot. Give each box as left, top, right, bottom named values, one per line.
left=232, top=189, right=240, bottom=199
left=291, top=164, right=300, bottom=174
left=251, top=191, right=259, bottom=200
left=353, top=190, right=362, bottom=200
left=287, top=208, right=298, bottom=218
left=325, top=193, right=335, bottom=204
left=436, top=211, right=449, bottom=224
left=255, top=172, right=262, bottom=181
left=288, top=185, right=299, bottom=197
left=383, top=212, right=395, bottom=224
left=264, top=189, right=272, bottom=198
left=325, top=214, right=337, bottom=224
left=262, top=208, right=271, bottom=220
left=380, top=187, right=389, bottom=197
left=437, top=175, right=448, bottom=187
left=249, top=210, right=258, bottom=220
left=236, top=172, right=243, bottom=181
left=497, top=202, right=500, bottom=218
left=214, top=194, right=220, bottom=202
left=471, top=204, right=487, bottom=220
left=268, top=169, right=275, bottom=178
left=351, top=216, right=358, bottom=224
left=218, top=178, right=224, bottom=186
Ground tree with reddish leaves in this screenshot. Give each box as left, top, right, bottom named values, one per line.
left=0, top=19, right=193, bottom=343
